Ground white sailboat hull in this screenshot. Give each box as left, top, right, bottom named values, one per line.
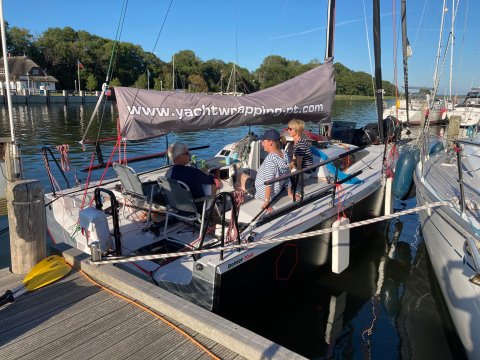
left=45, top=141, right=391, bottom=310
left=414, top=143, right=480, bottom=359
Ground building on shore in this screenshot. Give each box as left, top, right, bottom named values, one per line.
left=0, top=56, right=58, bottom=95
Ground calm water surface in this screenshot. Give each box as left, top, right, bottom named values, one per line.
left=0, top=101, right=464, bottom=359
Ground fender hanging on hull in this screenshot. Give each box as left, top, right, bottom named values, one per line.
left=393, top=148, right=419, bottom=200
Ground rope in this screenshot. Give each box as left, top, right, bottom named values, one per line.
left=92, top=200, right=450, bottom=265
left=55, top=145, right=71, bottom=172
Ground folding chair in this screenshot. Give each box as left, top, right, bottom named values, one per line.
left=113, top=162, right=164, bottom=226
left=157, top=176, right=212, bottom=244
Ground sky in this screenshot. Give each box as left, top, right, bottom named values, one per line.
left=3, top=0, right=479, bottom=95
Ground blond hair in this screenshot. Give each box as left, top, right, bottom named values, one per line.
left=287, top=119, right=305, bottom=136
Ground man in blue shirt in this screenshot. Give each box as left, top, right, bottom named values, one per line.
left=167, top=142, right=215, bottom=199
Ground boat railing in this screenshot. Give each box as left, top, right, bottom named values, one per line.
left=41, top=146, right=70, bottom=195
left=265, top=145, right=364, bottom=204
left=93, top=187, right=122, bottom=257
left=454, top=139, right=480, bottom=216
left=195, top=191, right=241, bottom=261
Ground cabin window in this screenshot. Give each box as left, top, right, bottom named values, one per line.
left=32, top=69, right=39, bottom=75
left=0, top=68, right=4, bottom=74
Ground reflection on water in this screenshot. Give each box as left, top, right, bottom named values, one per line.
left=0, top=102, right=463, bottom=358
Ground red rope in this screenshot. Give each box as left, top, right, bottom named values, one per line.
left=56, top=144, right=71, bottom=171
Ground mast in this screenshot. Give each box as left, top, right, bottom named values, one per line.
left=373, top=0, right=384, bottom=140
left=449, top=0, right=456, bottom=100
left=172, top=55, right=175, bottom=90
left=401, top=0, right=411, bottom=128
left=0, top=0, right=21, bottom=179
left=325, top=0, right=336, bottom=59
left=433, top=0, right=447, bottom=93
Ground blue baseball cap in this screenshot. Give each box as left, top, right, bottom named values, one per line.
left=259, top=129, right=280, bottom=141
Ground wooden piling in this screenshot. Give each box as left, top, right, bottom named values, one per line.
left=6, top=179, right=46, bottom=274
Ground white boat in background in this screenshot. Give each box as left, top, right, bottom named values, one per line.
left=414, top=132, right=480, bottom=359
left=447, top=88, right=480, bottom=127
left=383, top=94, right=447, bottom=126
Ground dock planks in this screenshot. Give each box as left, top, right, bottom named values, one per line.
left=0, top=268, right=244, bottom=360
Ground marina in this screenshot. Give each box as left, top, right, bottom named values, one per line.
left=0, top=0, right=478, bottom=357
left=0, top=102, right=468, bottom=359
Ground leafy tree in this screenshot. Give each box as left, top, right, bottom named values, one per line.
left=203, top=59, right=226, bottom=92
left=255, top=55, right=291, bottom=89
left=6, top=26, right=35, bottom=57
left=110, top=77, right=121, bottom=87
left=133, top=73, right=148, bottom=89
left=153, top=77, right=164, bottom=91
left=86, top=73, right=98, bottom=91
left=6, top=23, right=397, bottom=95
left=173, top=50, right=202, bottom=90
left=188, top=74, right=208, bottom=92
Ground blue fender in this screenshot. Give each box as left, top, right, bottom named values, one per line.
left=393, top=149, right=416, bottom=200
left=429, top=141, right=444, bottom=156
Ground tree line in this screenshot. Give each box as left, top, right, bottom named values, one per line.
left=5, top=24, right=397, bottom=96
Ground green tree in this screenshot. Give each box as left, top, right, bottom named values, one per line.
left=255, top=55, right=291, bottom=89
left=86, top=73, right=98, bottom=91
left=6, top=26, right=35, bottom=57
left=110, top=77, right=121, bottom=87
left=133, top=73, right=148, bottom=89
left=188, top=74, right=208, bottom=92
left=173, top=50, right=203, bottom=90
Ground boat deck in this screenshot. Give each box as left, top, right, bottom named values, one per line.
left=422, top=150, right=480, bottom=221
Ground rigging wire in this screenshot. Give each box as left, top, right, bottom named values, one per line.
left=410, top=0, right=428, bottom=55
left=361, top=0, right=375, bottom=96
left=150, top=0, right=174, bottom=54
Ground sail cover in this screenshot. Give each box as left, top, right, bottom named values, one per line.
left=115, top=59, right=336, bottom=141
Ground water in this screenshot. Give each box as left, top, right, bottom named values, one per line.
left=0, top=101, right=464, bottom=359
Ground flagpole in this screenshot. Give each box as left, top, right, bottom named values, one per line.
left=77, top=60, right=81, bottom=93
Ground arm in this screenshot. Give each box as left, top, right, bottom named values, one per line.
left=295, top=155, right=303, bottom=170
left=261, top=185, right=273, bottom=212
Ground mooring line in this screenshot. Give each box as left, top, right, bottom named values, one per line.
left=91, top=200, right=450, bottom=265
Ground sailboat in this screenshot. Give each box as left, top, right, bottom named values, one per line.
left=447, top=87, right=480, bottom=127
left=44, top=0, right=401, bottom=311
left=384, top=0, right=447, bottom=128
left=414, top=132, right=480, bottom=359
left=414, top=2, right=480, bottom=358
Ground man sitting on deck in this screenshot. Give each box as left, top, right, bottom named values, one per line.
left=255, top=129, right=298, bottom=213
left=167, top=142, right=216, bottom=201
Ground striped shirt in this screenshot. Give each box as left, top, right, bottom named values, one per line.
left=293, top=138, right=313, bottom=170
left=255, top=150, right=291, bottom=201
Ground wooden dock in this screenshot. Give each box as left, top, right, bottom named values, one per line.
left=0, top=268, right=242, bottom=359
left=0, top=244, right=306, bottom=360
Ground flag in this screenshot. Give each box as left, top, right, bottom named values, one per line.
left=77, top=60, right=84, bottom=70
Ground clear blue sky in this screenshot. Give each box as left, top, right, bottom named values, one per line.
left=4, top=0, right=479, bottom=95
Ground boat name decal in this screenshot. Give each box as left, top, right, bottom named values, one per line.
left=227, top=252, right=255, bottom=270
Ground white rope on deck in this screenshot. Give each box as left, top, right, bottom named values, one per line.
left=92, top=200, right=450, bottom=265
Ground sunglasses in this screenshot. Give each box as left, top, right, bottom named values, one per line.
left=181, top=151, right=190, bottom=156
left=287, top=127, right=295, bottom=131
